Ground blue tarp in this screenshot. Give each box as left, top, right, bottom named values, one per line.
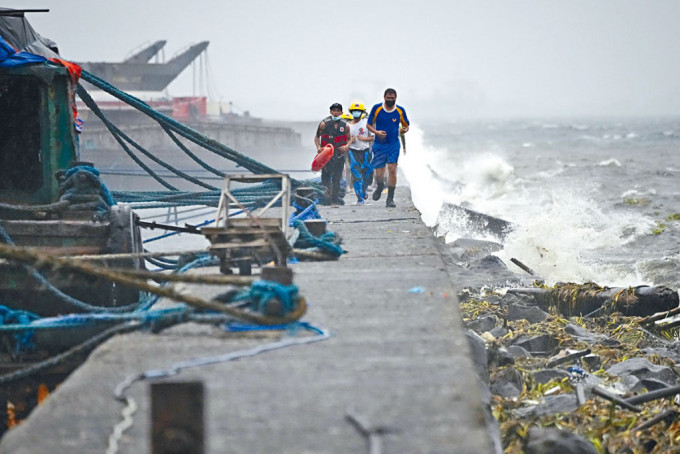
left=0, top=8, right=56, bottom=68
left=0, top=33, right=46, bottom=67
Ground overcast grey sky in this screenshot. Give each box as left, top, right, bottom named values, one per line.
left=6, top=0, right=680, bottom=121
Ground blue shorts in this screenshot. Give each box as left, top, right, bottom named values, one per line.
left=371, top=142, right=400, bottom=169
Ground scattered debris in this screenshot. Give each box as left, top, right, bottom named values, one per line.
left=460, top=283, right=680, bottom=453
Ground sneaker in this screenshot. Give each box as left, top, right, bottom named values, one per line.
left=372, top=183, right=384, bottom=201
left=354, top=199, right=364, bottom=205
left=386, top=199, right=396, bottom=208
left=331, top=203, right=339, bottom=208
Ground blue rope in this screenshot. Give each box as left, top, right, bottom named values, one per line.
left=289, top=202, right=322, bottom=226
left=63, top=165, right=117, bottom=206
left=0, top=305, right=40, bottom=352
left=292, top=219, right=344, bottom=257
left=224, top=321, right=323, bottom=334
left=222, top=280, right=299, bottom=316
left=144, top=257, right=177, bottom=270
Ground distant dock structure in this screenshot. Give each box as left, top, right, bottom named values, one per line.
left=76, top=40, right=301, bottom=176
left=79, top=40, right=209, bottom=91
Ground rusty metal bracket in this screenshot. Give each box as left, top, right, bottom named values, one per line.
left=151, top=381, right=204, bottom=454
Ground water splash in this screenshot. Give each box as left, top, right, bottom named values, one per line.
left=402, top=124, right=657, bottom=286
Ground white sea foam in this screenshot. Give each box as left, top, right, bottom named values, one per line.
left=598, top=158, right=621, bottom=167
left=402, top=125, right=657, bottom=286
left=621, top=189, right=642, bottom=198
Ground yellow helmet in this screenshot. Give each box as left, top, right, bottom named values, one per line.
left=349, top=101, right=366, bottom=112
left=341, top=111, right=353, bottom=120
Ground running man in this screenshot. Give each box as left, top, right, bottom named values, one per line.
left=366, top=88, right=410, bottom=207
left=314, top=102, right=351, bottom=207
left=347, top=101, right=374, bottom=204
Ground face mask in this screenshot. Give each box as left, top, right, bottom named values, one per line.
left=385, top=100, right=395, bottom=108
left=351, top=111, right=362, bottom=119
left=332, top=115, right=342, bottom=121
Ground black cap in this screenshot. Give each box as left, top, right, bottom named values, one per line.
left=330, top=103, right=342, bottom=111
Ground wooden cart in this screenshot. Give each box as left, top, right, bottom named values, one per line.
left=202, top=174, right=292, bottom=275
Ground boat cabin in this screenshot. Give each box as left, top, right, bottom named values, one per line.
left=0, top=64, right=79, bottom=204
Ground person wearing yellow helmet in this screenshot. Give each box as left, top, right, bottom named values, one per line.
left=346, top=101, right=374, bottom=204
left=349, top=100, right=368, bottom=119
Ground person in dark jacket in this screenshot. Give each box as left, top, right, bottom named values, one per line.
left=314, top=102, right=351, bottom=206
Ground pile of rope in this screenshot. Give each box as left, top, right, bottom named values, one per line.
left=291, top=219, right=344, bottom=260
left=0, top=217, right=308, bottom=368
left=0, top=165, right=115, bottom=216
left=57, top=165, right=116, bottom=212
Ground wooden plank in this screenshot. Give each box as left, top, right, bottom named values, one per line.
left=209, top=239, right=270, bottom=249
left=2, top=220, right=109, bottom=237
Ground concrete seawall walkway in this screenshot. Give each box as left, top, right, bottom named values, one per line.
left=0, top=187, right=492, bottom=453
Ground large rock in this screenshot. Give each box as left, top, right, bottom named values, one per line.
left=491, top=367, right=523, bottom=398
left=564, top=323, right=594, bottom=340
left=565, top=323, right=617, bottom=346
left=507, top=345, right=531, bottom=359
left=507, top=304, right=549, bottom=323
left=467, top=314, right=498, bottom=333
left=606, top=357, right=678, bottom=386
left=618, top=375, right=671, bottom=393
left=465, top=330, right=489, bottom=383
left=643, top=341, right=680, bottom=364
left=515, top=394, right=579, bottom=418
left=488, top=346, right=515, bottom=368
left=525, top=427, right=598, bottom=454
left=532, top=369, right=570, bottom=385
left=467, top=255, right=511, bottom=274
left=436, top=203, right=513, bottom=239
left=443, top=238, right=504, bottom=264
left=512, top=334, right=558, bottom=356
left=489, top=326, right=509, bottom=338
left=581, top=354, right=602, bottom=372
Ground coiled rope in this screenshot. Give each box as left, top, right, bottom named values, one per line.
left=292, top=219, right=344, bottom=258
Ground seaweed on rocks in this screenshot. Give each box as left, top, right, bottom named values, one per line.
left=433, top=225, right=680, bottom=451
left=460, top=287, right=680, bottom=453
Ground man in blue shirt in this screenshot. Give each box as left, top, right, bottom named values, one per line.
left=366, top=88, right=410, bottom=207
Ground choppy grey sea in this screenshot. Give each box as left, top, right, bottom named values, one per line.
left=402, top=118, right=680, bottom=290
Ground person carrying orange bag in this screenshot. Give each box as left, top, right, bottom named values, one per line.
left=313, top=102, right=351, bottom=207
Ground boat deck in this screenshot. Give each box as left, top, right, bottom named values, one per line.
left=0, top=187, right=492, bottom=453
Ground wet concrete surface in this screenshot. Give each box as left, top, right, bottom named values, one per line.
left=0, top=187, right=493, bottom=454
